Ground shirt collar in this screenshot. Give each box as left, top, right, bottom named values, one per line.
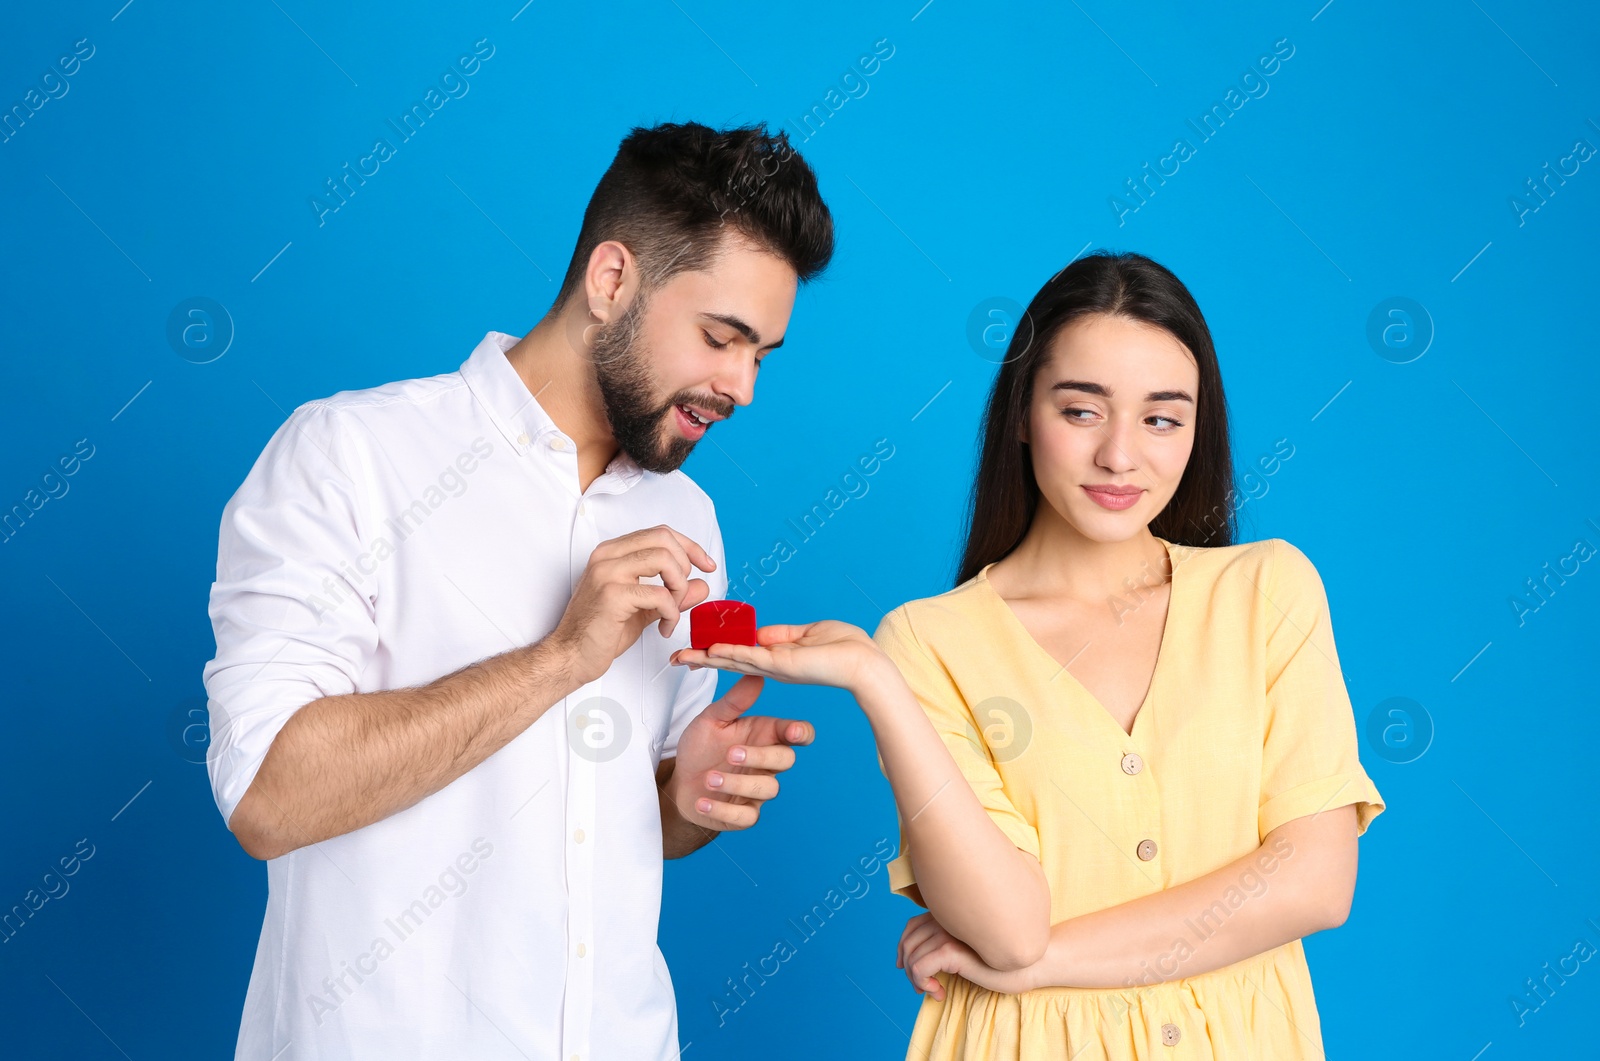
left=459, top=331, right=645, bottom=491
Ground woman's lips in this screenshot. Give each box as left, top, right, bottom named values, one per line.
left=1082, top=485, right=1144, bottom=511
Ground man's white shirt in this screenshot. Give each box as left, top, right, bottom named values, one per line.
left=203, top=330, right=725, bottom=1060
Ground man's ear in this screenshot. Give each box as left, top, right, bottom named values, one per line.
left=584, top=239, right=639, bottom=325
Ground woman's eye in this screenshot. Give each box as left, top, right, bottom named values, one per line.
left=702, top=330, right=729, bottom=350
left=1061, top=408, right=1095, bottom=421
left=1148, top=415, right=1183, bottom=429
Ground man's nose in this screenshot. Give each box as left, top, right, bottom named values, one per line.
left=715, top=355, right=759, bottom=408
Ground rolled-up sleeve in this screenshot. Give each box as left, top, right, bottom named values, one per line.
left=203, top=401, right=378, bottom=829
left=658, top=500, right=728, bottom=762
left=1257, top=538, right=1385, bottom=839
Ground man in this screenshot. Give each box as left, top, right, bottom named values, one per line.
left=202, top=121, right=834, bottom=1059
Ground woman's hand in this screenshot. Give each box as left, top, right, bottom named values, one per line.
left=670, top=620, right=886, bottom=694
left=897, top=912, right=1039, bottom=1000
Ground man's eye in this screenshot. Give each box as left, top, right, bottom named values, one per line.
left=702, top=330, right=729, bottom=350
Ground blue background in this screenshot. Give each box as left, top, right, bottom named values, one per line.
left=2, top=0, right=1596, bottom=1057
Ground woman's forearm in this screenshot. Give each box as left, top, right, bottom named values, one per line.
left=1023, top=806, right=1359, bottom=990
left=853, top=657, right=1052, bottom=970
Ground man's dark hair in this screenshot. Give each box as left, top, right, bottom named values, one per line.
left=547, top=121, right=834, bottom=316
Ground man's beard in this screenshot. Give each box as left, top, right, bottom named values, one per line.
left=588, top=290, right=696, bottom=475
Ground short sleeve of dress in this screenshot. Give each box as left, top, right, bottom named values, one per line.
left=871, top=604, right=1043, bottom=905
left=1258, top=538, right=1386, bottom=839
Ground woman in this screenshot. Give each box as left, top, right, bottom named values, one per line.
left=670, top=251, right=1384, bottom=1059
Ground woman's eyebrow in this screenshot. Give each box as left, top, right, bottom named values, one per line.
left=1050, top=379, right=1194, bottom=404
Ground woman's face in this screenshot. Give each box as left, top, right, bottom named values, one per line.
left=1023, top=313, right=1200, bottom=543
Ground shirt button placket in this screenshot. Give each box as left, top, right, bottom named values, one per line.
left=564, top=711, right=597, bottom=1060
left=561, top=470, right=598, bottom=1061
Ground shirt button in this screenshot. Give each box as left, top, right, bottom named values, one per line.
left=576, top=942, right=587, bottom=957
left=1120, top=752, right=1144, bottom=775
left=573, top=828, right=586, bottom=844
left=1137, top=838, right=1158, bottom=861
left=516, top=432, right=529, bottom=446
left=577, top=501, right=587, bottom=517
left=550, top=436, right=567, bottom=451
left=1161, top=1023, right=1182, bottom=1046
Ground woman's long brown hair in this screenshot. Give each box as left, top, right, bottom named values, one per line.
left=953, top=251, right=1236, bottom=588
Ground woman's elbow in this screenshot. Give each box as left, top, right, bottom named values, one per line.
left=1317, top=888, right=1354, bottom=931
left=979, top=920, right=1050, bottom=971
left=1303, top=876, right=1356, bottom=933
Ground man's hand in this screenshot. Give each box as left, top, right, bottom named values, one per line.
left=662, top=674, right=813, bottom=832
left=551, top=525, right=716, bottom=687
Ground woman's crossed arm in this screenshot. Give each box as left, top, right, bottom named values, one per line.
left=899, top=804, right=1359, bottom=999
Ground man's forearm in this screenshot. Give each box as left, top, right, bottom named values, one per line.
left=657, top=758, right=717, bottom=859
left=231, top=636, right=582, bottom=860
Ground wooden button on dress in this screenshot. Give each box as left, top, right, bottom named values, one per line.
left=1137, top=838, right=1158, bottom=860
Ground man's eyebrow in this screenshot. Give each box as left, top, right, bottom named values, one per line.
left=701, top=312, right=784, bottom=351
left=1050, top=379, right=1194, bottom=404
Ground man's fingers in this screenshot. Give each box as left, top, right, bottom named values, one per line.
left=661, top=578, right=711, bottom=637
left=705, top=770, right=778, bottom=802
left=705, top=674, right=764, bottom=721
left=631, top=525, right=714, bottom=575
left=746, top=713, right=813, bottom=746
left=774, top=717, right=814, bottom=746
left=624, top=583, right=683, bottom=634
left=598, top=525, right=715, bottom=575
left=656, top=525, right=716, bottom=573
left=693, top=794, right=758, bottom=829
left=728, top=743, right=795, bottom=773
left=593, top=529, right=718, bottom=631
left=608, top=545, right=693, bottom=618
left=599, top=543, right=688, bottom=589
left=684, top=577, right=711, bottom=609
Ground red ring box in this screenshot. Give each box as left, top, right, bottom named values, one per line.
left=690, top=600, right=757, bottom=649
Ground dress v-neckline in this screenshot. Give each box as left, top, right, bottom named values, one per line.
left=977, top=536, right=1181, bottom=741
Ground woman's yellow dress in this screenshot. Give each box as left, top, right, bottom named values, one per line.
left=872, top=536, right=1385, bottom=1060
